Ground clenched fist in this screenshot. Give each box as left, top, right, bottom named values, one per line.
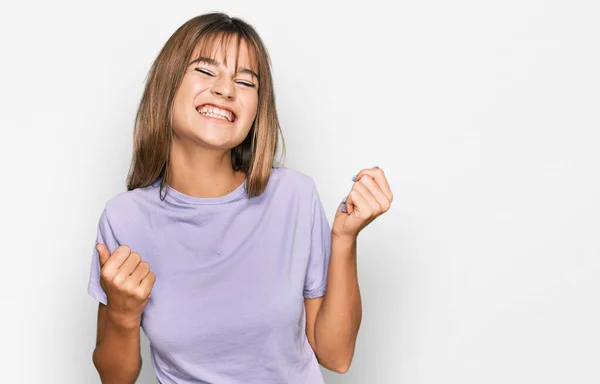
left=96, top=244, right=156, bottom=326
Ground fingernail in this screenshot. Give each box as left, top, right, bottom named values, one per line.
left=341, top=204, right=347, bottom=212
left=374, top=166, right=379, bottom=169
left=352, top=174, right=357, bottom=181
left=342, top=195, right=347, bottom=203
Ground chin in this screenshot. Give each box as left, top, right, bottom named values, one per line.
left=191, top=132, right=244, bottom=151
left=195, top=126, right=250, bottom=148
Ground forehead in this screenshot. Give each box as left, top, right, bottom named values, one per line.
left=190, top=33, right=258, bottom=71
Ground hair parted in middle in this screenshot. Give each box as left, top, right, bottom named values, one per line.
left=126, top=12, right=286, bottom=198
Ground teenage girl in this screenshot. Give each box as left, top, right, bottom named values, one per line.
left=88, top=12, right=393, bottom=384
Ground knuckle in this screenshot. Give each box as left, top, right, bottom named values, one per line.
left=117, top=245, right=131, bottom=254
left=112, top=276, right=124, bottom=289
left=138, top=261, right=150, bottom=272
left=100, top=268, right=111, bottom=281
left=129, top=252, right=141, bottom=264
left=125, top=283, right=138, bottom=296
left=133, top=287, right=147, bottom=300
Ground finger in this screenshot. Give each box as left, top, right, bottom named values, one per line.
left=353, top=167, right=393, bottom=202
left=357, top=174, right=391, bottom=212
left=139, top=272, right=156, bottom=299
left=100, top=245, right=131, bottom=277
left=344, top=190, right=354, bottom=215
left=113, top=252, right=142, bottom=284
left=130, top=261, right=151, bottom=286
left=96, top=243, right=111, bottom=267
left=339, top=193, right=351, bottom=214
left=345, top=186, right=371, bottom=217
left=351, top=179, right=379, bottom=215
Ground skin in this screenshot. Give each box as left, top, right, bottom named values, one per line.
left=168, top=37, right=260, bottom=197
left=93, top=245, right=153, bottom=383
left=305, top=167, right=393, bottom=373
left=93, top=35, right=394, bottom=380
left=92, top=38, right=261, bottom=383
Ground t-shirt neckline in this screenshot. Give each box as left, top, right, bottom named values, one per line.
left=157, top=177, right=248, bottom=205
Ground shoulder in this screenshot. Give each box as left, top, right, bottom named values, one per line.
left=101, top=181, right=159, bottom=223
left=269, top=166, right=317, bottom=195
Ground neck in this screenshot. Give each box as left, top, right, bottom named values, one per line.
left=167, top=140, right=245, bottom=198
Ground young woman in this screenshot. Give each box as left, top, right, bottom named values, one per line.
left=88, top=12, right=393, bottom=384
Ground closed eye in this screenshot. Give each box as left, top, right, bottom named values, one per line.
left=194, top=68, right=256, bottom=88
left=195, top=68, right=214, bottom=76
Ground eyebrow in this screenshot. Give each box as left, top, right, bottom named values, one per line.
left=188, top=56, right=260, bottom=80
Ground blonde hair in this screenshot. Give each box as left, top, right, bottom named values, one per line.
left=126, top=12, right=285, bottom=198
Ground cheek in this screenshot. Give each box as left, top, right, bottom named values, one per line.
left=170, top=94, right=188, bottom=131
left=241, top=95, right=259, bottom=121
left=172, top=82, right=201, bottom=125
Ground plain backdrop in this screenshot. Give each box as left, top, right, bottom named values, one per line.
left=1, top=0, right=599, bottom=383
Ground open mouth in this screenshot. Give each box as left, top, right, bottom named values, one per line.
left=196, top=104, right=237, bottom=123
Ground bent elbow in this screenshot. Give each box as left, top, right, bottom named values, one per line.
left=332, top=360, right=352, bottom=374
left=314, top=341, right=355, bottom=374
left=318, top=354, right=353, bottom=374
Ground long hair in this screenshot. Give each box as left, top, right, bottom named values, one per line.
left=126, top=12, right=285, bottom=198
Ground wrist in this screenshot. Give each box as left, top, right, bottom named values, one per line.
left=331, top=232, right=357, bottom=248
left=107, top=307, right=141, bottom=330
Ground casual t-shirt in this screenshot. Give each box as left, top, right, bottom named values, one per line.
left=87, top=167, right=332, bottom=384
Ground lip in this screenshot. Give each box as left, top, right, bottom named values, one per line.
left=196, top=102, right=237, bottom=122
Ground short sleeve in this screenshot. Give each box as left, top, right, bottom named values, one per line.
left=303, top=181, right=332, bottom=299
left=87, top=208, right=119, bottom=305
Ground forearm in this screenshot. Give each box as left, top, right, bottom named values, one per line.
left=314, top=235, right=362, bottom=372
left=93, top=310, right=142, bottom=384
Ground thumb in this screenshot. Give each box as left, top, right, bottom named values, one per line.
left=338, top=194, right=354, bottom=215
left=96, top=243, right=110, bottom=267
left=335, top=201, right=346, bottom=216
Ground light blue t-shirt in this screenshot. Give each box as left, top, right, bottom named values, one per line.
left=87, top=167, right=332, bottom=384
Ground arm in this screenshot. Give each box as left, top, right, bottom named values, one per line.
left=305, top=236, right=361, bottom=374
left=92, top=303, right=142, bottom=384
left=91, top=244, right=155, bottom=383
left=306, top=166, right=393, bottom=373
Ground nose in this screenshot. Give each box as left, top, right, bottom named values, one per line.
left=210, top=77, right=235, bottom=100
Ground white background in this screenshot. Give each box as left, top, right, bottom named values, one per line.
left=1, top=0, right=599, bottom=383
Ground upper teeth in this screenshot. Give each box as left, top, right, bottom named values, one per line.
left=197, top=105, right=235, bottom=122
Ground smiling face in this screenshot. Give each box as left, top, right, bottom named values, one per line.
left=171, top=35, right=260, bottom=151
